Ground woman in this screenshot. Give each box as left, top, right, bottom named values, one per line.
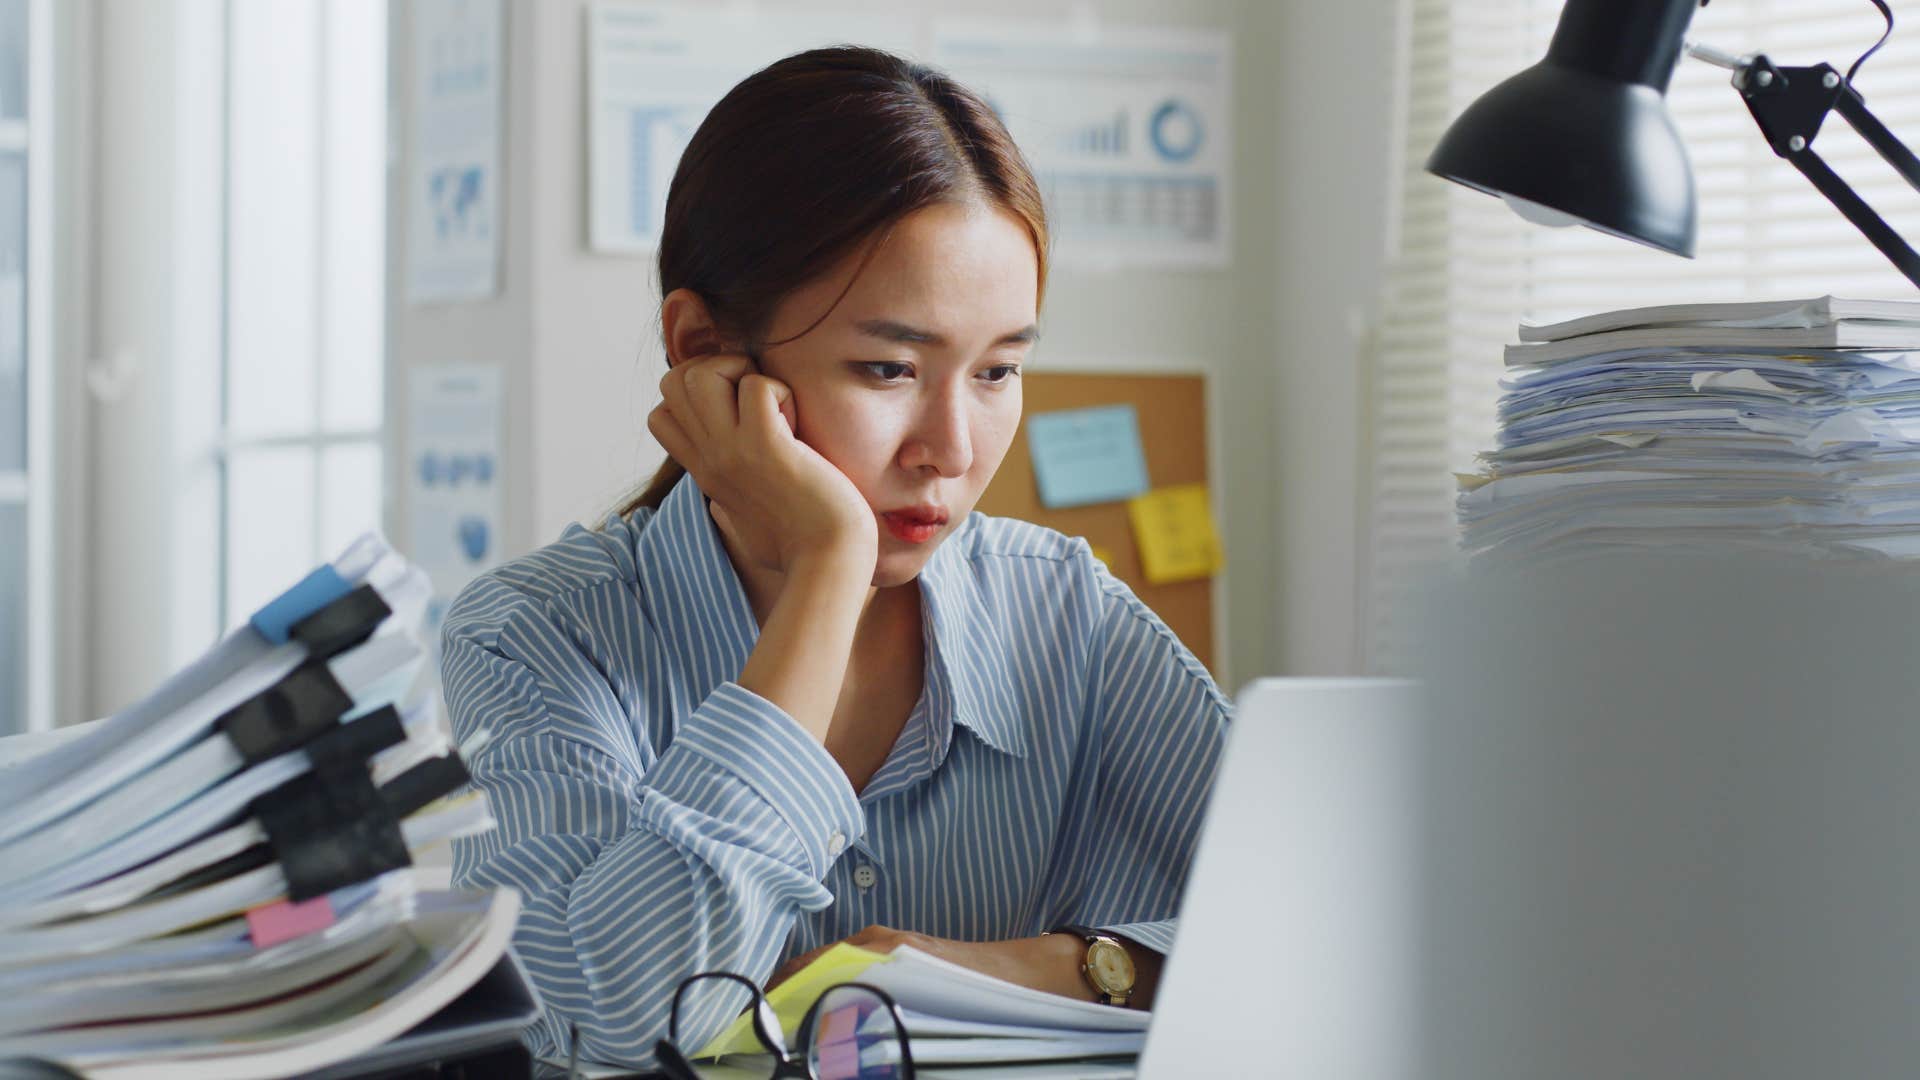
left=442, top=46, right=1231, bottom=1066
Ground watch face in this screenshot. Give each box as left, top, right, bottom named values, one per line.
left=1086, top=939, right=1135, bottom=993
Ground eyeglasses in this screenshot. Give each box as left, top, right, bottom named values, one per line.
left=650, top=971, right=916, bottom=1080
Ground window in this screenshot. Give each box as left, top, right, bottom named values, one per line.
left=1365, top=0, right=1920, bottom=668
left=1, top=0, right=44, bottom=734
left=221, top=0, right=387, bottom=631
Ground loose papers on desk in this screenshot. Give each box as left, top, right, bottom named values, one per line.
left=1518, top=295, right=1920, bottom=343
left=698, top=944, right=1146, bottom=1070
left=1460, top=296, right=1920, bottom=562
left=0, top=534, right=526, bottom=1079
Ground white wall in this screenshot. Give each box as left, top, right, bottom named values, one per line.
left=1264, top=0, right=1399, bottom=676
left=387, top=0, right=1403, bottom=686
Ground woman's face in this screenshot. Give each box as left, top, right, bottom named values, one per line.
left=757, top=201, right=1039, bottom=587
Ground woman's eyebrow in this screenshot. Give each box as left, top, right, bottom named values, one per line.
left=854, top=319, right=1040, bottom=347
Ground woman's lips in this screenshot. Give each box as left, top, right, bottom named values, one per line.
left=881, top=509, right=948, bottom=544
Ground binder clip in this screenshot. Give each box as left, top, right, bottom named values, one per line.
left=216, top=659, right=356, bottom=766
left=288, top=584, right=392, bottom=662
left=250, top=565, right=354, bottom=644
left=250, top=707, right=474, bottom=902
left=217, top=584, right=395, bottom=765
left=249, top=573, right=392, bottom=662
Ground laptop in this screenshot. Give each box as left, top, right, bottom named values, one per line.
left=1137, top=677, right=1423, bottom=1079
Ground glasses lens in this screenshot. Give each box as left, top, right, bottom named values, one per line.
left=806, top=985, right=909, bottom=1080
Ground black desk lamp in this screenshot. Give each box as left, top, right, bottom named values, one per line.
left=1426, top=0, right=1920, bottom=290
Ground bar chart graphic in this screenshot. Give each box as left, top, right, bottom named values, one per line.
left=935, top=21, right=1232, bottom=268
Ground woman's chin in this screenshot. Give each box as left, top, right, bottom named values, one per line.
left=872, top=547, right=935, bottom=587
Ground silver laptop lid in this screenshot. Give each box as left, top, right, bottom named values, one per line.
left=1139, top=677, right=1422, bottom=1079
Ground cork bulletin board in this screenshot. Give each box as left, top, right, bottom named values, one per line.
left=976, top=371, right=1216, bottom=673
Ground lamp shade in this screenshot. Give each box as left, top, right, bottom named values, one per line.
left=1425, top=0, right=1701, bottom=257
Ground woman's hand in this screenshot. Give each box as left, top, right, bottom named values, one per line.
left=648, top=354, right=877, bottom=575
left=768, top=925, right=1122, bottom=1005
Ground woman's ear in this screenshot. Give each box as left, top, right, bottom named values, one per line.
left=660, top=288, right=732, bottom=368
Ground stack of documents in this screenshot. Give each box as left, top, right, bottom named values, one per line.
left=0, top=535, right=525, bottom=1079
left=1457, top=296, right=1920, bottom=562
left=695, top=943, right=1147, bottom=1078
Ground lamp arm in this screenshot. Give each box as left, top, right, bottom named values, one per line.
left=1728, top=54, right=1920, bottom=290
left=1832, top=89, right=1920, bottom=202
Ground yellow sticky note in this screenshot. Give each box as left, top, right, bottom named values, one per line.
left=1127, top=484, right=1224, bottom=584
left=1089, top=544, right=1115, bottom=568
left=695, top=944, right=889, bottom=1058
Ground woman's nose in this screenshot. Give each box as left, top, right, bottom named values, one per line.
left=899, top=392, right=973, bottom=478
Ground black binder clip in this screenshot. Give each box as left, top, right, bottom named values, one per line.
left=251, top=707, right=475, bottom=901
left=217, top=660, right=356, bottom=765
left=288, top=584, right=392, bottom=662
left=216, top=584, right=395, bottom=765
left=255, top=768, right=411, bottom=903
left=307, top=703, right=409, bottom=769
left=381, top=755, right=475, bottom=819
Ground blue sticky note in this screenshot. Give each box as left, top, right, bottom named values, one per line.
left=1026, top=405, right=1151, bottom=509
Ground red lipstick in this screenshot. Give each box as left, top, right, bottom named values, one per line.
left=881, top=506, right=948, bottom=544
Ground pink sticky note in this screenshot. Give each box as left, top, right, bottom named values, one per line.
left=247, top=894, right=336, bottom=948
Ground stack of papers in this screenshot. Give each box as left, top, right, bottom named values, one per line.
left=0, top=535, right=524, bottom=1079
left=1458, top=296, right=1920, bottom=562
left=694, top=944, right=1147, bottom=1078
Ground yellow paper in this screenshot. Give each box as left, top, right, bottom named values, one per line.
left=694, top=944, right=889, bottom=1059
left=1088, top=544, right=1115, bottom=568
left=1127, top=484, right=1224, bottom=584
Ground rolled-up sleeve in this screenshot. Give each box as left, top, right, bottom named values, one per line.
left=443, top=610, right=863, bottom=1066
left=1047, top=566, right=1231, bottom=961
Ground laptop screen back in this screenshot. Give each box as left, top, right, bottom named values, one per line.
left=1139, top=677, right=1423, bottom=1079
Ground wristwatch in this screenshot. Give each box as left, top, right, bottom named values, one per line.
left=1046, top=924, right=1135, bottom=1006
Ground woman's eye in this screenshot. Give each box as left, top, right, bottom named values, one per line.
left=979, top=364, right=1021, bottom=384
left=859, top=361, right=914, bottom=382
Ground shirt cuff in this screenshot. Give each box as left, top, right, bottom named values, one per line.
left=650, top=680, right=866, bottom=878
left=1098, top=919, right=1176, bottom=956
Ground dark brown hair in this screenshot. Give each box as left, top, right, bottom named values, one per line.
left=615, top=45, right=1049, bottom=517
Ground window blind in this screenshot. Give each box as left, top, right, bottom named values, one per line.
left=1363, top=0, right=1920, bottom=670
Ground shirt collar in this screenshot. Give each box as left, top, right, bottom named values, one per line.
left=631, top=473, right=760, bottom=699
left=632, top=473, right=1029, bottom=761
left=917, top=524, right=1031, bottom=760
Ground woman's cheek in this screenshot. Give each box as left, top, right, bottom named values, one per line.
left=787, top=389, right=853, bottom=452
left=975, top=400, right=1022, bottom=473
left=801, top=397, right=906, bottom=479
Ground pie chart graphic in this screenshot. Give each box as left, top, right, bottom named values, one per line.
left=1149, top=99, right=1204, bottom=163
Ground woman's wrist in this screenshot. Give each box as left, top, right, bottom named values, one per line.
left=784, top=536, right=876, bottom=584
left=1035, top=930, right=1099, bottom=1002
left=1029, top=930, right=1162, bottom=1010
left=949, top=933, right=1104, bottom=1002
left=738, top=544, right=871, bottom=743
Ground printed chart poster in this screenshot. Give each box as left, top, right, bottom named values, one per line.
left=406, top=365, right=504, bottom=647
left=587, top=1, right=915, bottom=254
left=934, top=19, right=1233, bottom=270
left=407, top=0, right=502, bottom=303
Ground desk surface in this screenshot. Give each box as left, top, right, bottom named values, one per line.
left=538, top=1057, right=1135, bottom=1079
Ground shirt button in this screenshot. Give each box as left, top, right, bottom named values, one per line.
left=853, top=864, right=877, bottom=890
left=827, top=831, right=846, bottom=857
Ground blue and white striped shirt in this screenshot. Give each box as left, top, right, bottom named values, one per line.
left=441, top=473, right=1231, bottom=1064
